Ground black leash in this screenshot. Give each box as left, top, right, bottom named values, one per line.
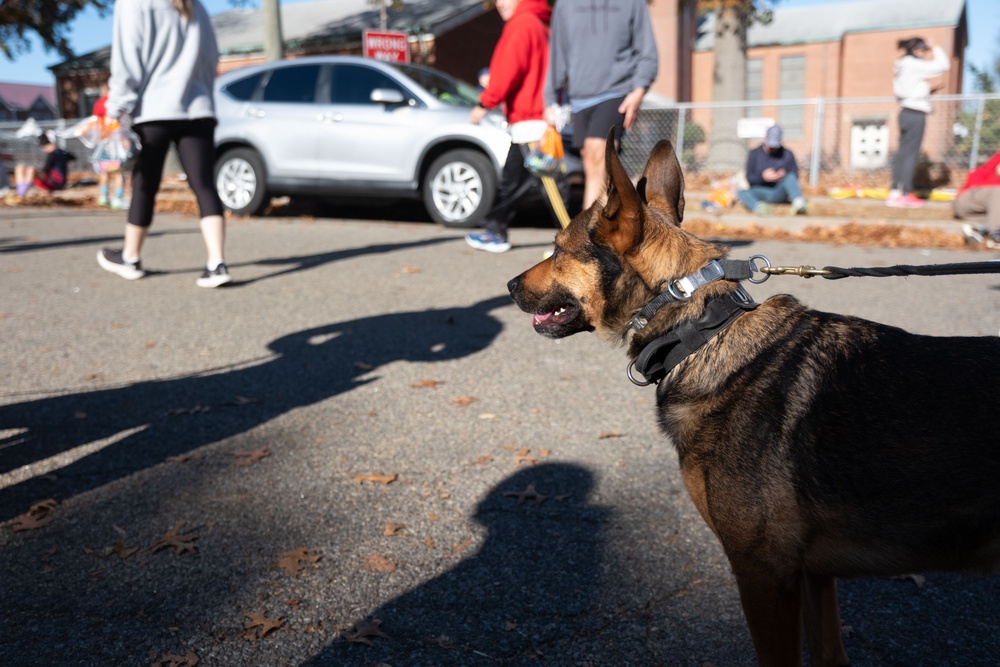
left=821, top=261, right=1000, bottom=280
left=756, top=259, right=1000, bottom=281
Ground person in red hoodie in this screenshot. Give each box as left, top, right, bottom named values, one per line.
left=956, top=148, right=1000, bottom=248
left=466, top=0, right=552, bottom=253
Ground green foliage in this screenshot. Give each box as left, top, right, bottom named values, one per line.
left=0, top=0, right=109, bottom=61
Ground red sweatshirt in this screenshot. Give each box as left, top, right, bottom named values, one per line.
left=479, top=0, right=551, bottom=125
left=959, top=150, right=1000, bottom=194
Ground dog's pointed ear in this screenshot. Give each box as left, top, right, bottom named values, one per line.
left=597, top=129, right=643, bottom=255
left=638, top=140, right=685, bottom=225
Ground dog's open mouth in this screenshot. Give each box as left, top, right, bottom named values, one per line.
left=532, top=303, right=580, bottom=333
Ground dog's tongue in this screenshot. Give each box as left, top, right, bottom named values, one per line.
left=532, top=311, right=553, bottom=326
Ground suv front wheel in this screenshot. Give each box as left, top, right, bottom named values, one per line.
left=215, top=148, right=269, bottom=216
left=423, top=149, right=496, bottom=228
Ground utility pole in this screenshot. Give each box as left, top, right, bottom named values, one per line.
left=262, top=0, right=284, bottom=61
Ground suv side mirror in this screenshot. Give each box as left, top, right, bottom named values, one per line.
left=370, top=88, right=406, bottom=106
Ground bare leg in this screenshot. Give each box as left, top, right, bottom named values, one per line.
left=199, top=215, right=225, bottom=267
left=123, top=223, right=149, bottom=261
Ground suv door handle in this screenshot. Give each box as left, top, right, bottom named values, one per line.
left=319, top=112, right=344, bottom=123
left=244, top=107, right=265, bottom=118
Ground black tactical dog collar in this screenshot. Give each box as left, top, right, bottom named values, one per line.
left=628, top=286, right=757, bottom=386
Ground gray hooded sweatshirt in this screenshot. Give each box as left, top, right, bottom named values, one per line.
left=106, top=0, right=219, bottom=123
left=543, top=0, right=658, bottom=110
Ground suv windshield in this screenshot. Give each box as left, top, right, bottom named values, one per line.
left=391, top=64, right=479, bottom=107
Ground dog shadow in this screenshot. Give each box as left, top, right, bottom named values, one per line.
left=0, top=295, right=511, bottom=520
left=303, top=462, right=609, bottom=666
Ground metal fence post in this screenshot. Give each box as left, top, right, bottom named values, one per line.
left=676, top=108, right=686, bottom=156
left=809, top=98, right=824, bottom=188
left=969, top=96, right=985, bottom=171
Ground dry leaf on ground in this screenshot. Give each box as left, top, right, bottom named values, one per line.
left=383, top=522, right=406, bottom=536
left=451, top=396, right=477, bottom=407
left=411, top=379, right=442, bottom=389
left=227, top=447, right=271, bottom=465
left=274, top=547, right=321, bottom=576
left=8, top=498, right=58, bottom=532
left=503, top=484, right=547, bottom=506
left=150, top=649, right=199, bottom=667
left=150, top=521, right=198, bottom=556
left=243, top=611, right=284, bottom=639
left=352, top=472, right=398, bottom=485
left=361, top=554, right=397, bottom=572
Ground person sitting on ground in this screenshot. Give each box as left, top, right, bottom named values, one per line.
left=956, top=148, right=1000, bottom=248
left=737, top=125, right=807, bottom=216
left=9, top=133, right=74, bottom=203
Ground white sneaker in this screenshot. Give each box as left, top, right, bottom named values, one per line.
left=790, top=196, right=807, bottom=215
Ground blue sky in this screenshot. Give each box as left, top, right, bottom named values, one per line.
left=3, top=0, right=998, bottom=90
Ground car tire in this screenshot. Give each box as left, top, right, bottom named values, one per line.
left=422, top=149, right=496, bottom=228
left=215, top=148, right=269, bottom=216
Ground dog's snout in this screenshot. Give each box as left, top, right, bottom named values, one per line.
left=507, top=276, right=519, bottom=294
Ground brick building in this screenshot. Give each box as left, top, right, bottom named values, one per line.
left=690, top=0, right=968, bottom=167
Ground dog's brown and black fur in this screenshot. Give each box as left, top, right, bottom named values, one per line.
left=507, top=133, right=1000, bottom=666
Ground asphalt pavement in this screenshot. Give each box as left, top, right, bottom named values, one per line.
left=1, top=204, right=999, bottom=667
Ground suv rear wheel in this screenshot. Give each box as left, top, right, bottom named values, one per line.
left=423, top=149, right=496, bottom=228
left=215, top=148, right=269, bottom=216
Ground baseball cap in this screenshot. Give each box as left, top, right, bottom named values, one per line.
left=765, top=125, right=783, bottom=147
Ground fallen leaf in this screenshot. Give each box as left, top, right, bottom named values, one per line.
left=478, top=413, right=497, bottom=420
left=469, top=455, right=494, bottom=465
left=503, top=484, right=547, bottom=506
left=111, top=539, right=141, bottom=559
left=243, top=611, right=284, bottom=639
left=452, top=537, right=473, bottom=555
left=451, top=396, right=477, bottom=407
left=343, top=618, right=390, bottom=645
left=411, top=379, right=442, bottom=389
left=150, top=650, right=199, bottom=667
left=274, top=547, right=321, bottom=576
left=353, top=361, right=377, bottom=371
left=383, top=522, right=406, bottom=536
left=150, top=521, right=198, bottom=556
left=144, top=341, right=157, bottom=349
left=8, top=499, right=58, bottom=532
left=598, top=432, right=625, bottom=440
left=352, top=472, right=397, bottom=485
left=361, top=554, right=397, bottom=572
left=165, top=452, right=201, bottom=464
left=400, top=265, right=421, bottom=273
left=227, top=447, right=271, bottom=465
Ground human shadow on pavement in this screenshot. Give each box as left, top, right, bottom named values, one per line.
left=0, top=229, right=195, bottom=255
left=236, top=236, right=458, bottom=285
left=0, top=295, right=511, bottom=520
left=303, top=463, right=609, bottom=667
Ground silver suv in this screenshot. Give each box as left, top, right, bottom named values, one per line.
left=213, top=55, right=511, bottom=227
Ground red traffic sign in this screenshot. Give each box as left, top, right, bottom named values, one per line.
left=363, top=30, right=410, bottom=63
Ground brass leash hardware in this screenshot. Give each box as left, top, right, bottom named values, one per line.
left=760, top=265, right=834, bottom=279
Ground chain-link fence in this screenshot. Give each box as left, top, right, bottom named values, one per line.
left=0, top=119, right=181, bottom=183
left=621, top=94, right=1000, bottom=193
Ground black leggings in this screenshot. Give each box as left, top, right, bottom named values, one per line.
left=129, top=119, right=223, bottom=228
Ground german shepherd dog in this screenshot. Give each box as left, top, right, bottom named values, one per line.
left=507, top=133, right=1000, bottom=666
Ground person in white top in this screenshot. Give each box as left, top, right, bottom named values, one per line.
left=887, top=37, right=950, bottom=209
left=96, top=0, right=231, bottom=288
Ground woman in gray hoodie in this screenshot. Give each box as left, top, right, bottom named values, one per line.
left=97, top=0, right=230, bottom=288
left=887, top=36, right=950, bottom=209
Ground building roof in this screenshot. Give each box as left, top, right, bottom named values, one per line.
left=212, top=0, right=487, bottom=54
left=51, top=0, right=488, bottom=72
left=0, top=82, right=57, bottom=111
left=695, top=0, right=966, bottom=50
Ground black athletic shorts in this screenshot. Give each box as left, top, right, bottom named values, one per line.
left=571, top=96, right=626, bottom=148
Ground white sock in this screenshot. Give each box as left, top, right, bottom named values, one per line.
left=207, top=259, right=224, bottom=271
